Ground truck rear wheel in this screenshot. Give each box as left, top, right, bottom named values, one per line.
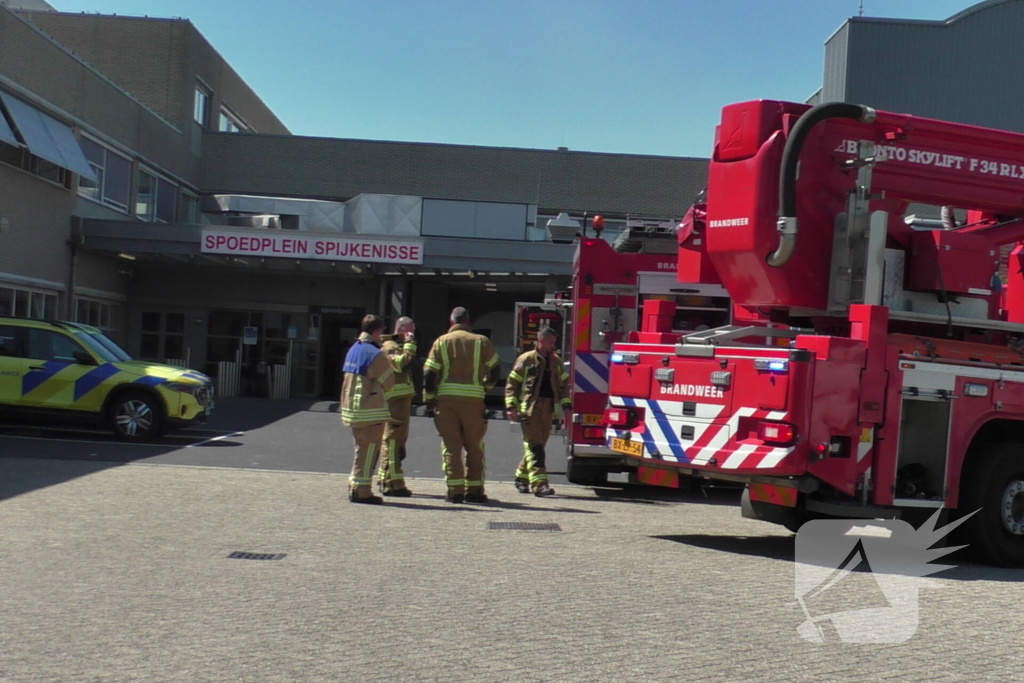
left=959, top=441, right=1024, bottom=567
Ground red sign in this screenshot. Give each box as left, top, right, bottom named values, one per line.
left=201, top=230, right=424, bottom=265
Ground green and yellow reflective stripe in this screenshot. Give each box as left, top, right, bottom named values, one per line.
left=379, top=367, right=394, bottom=384
left=341, top=408, right=392, bottom=422
left=484, top=352, right=499, bottom=368
left=466, top=480, right=483, bottom=486
left=560, top=399, right=572, bottom=407
left=362, top=442, right=377, bottom=482
left=350, top=476, right=372, bottom=485
left=422, top=393, right=436, bottom=402
left=472, top=340, right=482, bottom=385
left=385, top=383, right=415, bottom=399
left=560, top=372, right=570, bottom=382
left=437, top=384, right=484, bottom=398
left=508, top=371, right=523, bottom=383
left=424, top=358, right=442, bottom=371
left=440, top=343, right=451, bottom=384
left=505, top=396, right=517, bottom=407
left=352, top=376, right=363, bottom=410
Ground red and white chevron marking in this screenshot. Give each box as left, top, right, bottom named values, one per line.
left=609, top=397, right=795, bottom=470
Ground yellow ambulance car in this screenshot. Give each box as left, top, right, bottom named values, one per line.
left=0, top=317, right=214, bottom=440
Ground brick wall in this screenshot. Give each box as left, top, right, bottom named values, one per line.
left=1, top=7, right=197, bottom=182
left=18, top=10, right=290, bottom=138
left=201, top=134, right=710, bottom=218
left=0, top=165, right=75, bottom=285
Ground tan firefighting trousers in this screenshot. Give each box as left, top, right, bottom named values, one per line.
left=378, top=396, right=412, bottom=492
left=434, top=398, right=488, bottom=495
left=350, top=422, right=385, bottom=498
left=515, top=398, right=554, bottom=492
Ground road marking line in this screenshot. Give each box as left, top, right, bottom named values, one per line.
left=185, top=431, right=245, bottom=448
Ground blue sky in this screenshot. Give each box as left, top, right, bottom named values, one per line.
left=51, top=0, right=977, bottom=157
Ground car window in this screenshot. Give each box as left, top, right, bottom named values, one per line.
left=0, top=325, right=18, bottom=357
left=71, top=330, right=127, bottom=363
left=26, top=329, right=85, bottom=363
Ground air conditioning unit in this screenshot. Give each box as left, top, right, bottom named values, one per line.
left=250, top=214, right=281, bottom=229
left=226, top=214, right=281, bottom=229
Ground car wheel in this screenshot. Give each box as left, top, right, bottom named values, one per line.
left=110, top=391, right=164, bottom=441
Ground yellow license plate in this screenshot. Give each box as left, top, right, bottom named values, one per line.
left=582, top=414, right=603, bottom=425
left=611, top=437, right=644, bottom=458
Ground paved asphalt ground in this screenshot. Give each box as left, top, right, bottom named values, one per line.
left=0, top=398, right=588, bottom=489
left=3, top=399, right=1024, bottom=682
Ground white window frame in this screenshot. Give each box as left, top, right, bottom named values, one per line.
left=135, top=167, right=157, bottom=222
left=182, top=190, right=200, bottom=224
left=134, top=166, right=178, bottom=224
left=0, top=282, right=60, bottom=320
left=218, top=106, right=247, bottom=133
left=77, top=133, right=131, bottom=213
left=74, top=296, right=122, bottom=334
left=194, top=85, right=211, bottom=127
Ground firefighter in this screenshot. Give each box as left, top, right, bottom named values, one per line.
left=506, top=327, right=571, bottom=496
left=340, top=314, right=395, bottom=505
left=376, top=316, right=417, bottom=497
left=423, top=307, right=501, bottom=504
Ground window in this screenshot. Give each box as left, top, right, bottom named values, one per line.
left=0, top=92, right=85, bottom=188
left=0, top=324, right=18, bottom=357
left=140, top=311, right=186, bottom=362
left=0, top=135, right=70, bottom=188
left=194, top=86, right=210, bottom=127
left=136, top=169, right=155, bottom=221
left=78, top=136, right=131, bottom=211
left=181, top=191, right=199, bottom=224
left=157, top=178, right=176, bottom=223
left=26, top=329, right=83, bottom=363
left=75, top=298, right=122, bottom=336
left=218, top=107, right=246, bottom=133
left=0, top=285, right=58, bottom=319
left=136, top=169, right=179, bottom=223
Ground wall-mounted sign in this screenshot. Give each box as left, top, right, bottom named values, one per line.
left=242, top=326, right=258, bottom=345
left=309, top=306, right=366, bottom=317
left=201, top=230, right=424, bottom=265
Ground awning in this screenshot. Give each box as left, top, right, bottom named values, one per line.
left=0, top=92, right=96, bottom=181
left=0, top=109, right=18, bottom=148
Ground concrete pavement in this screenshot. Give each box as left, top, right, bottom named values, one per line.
left=2, top=456, right=1024, bottom=682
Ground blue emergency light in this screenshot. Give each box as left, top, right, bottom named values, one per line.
left=754, top=359, right=789, bottom=373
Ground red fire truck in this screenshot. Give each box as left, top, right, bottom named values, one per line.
left=567, top=214, right=729, bottom=486
left=603, top=99, right=1024, bottom=566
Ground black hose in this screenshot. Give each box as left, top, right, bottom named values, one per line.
left=768, top=102, right=877, bottom=267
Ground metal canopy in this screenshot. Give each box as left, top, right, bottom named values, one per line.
left=0, top=108, right=19, bottom=148
left=78, top=219, right=576, bottom=275
left=0, top=92, right=96, bottom=180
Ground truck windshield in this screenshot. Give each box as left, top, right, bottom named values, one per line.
left=72, top=330, right=132, bottom=363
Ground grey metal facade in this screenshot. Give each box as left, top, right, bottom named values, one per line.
left=200, top=134, right=709, bottom=219
left=823, top=0, right=1024, bottom=134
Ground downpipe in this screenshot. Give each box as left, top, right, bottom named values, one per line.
left=767, top=102, right=877, bottom=267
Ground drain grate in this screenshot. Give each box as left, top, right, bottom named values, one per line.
left=488, top=521, right=562, bottom=532
left=227, top=551, right=286, bottom=561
